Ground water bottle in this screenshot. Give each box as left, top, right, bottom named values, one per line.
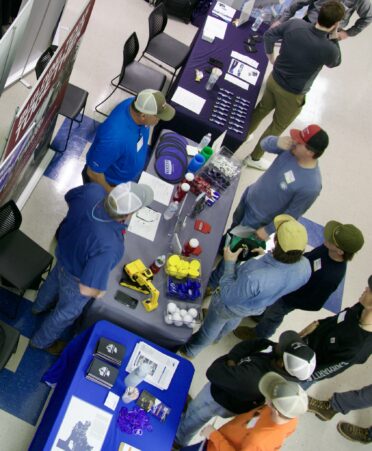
left=149, top=255, right=166, bottom=274
left=198, top=133, right=212, bottom=151
left=163, top=201, right=179, bottom=220
left=251, top=12, right=263, bottom=31
left=124, top=362, right=152, bottom=389
left=122, top=362, right=152, bottom=403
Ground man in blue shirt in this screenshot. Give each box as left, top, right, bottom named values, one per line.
left=180, top=215, right=311, bottom=358
left=232, top=125, right=327, bottom=243
left=84, top=89, right=175, bottom=191
left=234, top=220, right=364, bottom=340
left=30, top=181, right=154, bottom=354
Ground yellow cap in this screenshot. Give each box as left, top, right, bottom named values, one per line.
left=274, top=214, right=307, bottom=252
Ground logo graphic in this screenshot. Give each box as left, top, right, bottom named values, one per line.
left=99, top=366, right=110, bottom=377
left=106, top=344, right=117, bottom=354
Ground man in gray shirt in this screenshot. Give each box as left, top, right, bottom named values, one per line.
left=244, top=1, right=343, bottom=171
left=277, top=0, right=372, bottom=39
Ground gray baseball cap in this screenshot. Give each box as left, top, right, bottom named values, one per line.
left=134, top=89, right=175, bottom=121
left=259, top=372, right=308, bottom=418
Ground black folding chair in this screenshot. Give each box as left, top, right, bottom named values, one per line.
left=0, top=201, right=53, bottom=318
left=36, top=45, right=89, bottom=153
left=139, top=4, right=190, bottom=86
left=95, top=32, right=166, bottom=117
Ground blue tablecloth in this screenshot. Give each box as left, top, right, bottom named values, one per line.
left=29, top=320, right=194, bottom=451
left=154, top=1, right=269, bottom=152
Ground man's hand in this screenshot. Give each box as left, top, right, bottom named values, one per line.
left=200, top=425, right=216, bottom=439
left=270, top=20, right=281, bottom=29
left=337, top=30, right=349, bottom=40
left=255, top=227, right=269, bottom=241
left=79, top=283, right=106, bottom=299
left=277, top=136, right=294, bottom=151
left=299, top=320, right=319, bottom=338
left=251, top=247, right=265, bottom=256
left=86, top=167, right=114, bottom=193
left=266, top=53, right=276, bottom=65
left=223, top=246, right=243, bottom=263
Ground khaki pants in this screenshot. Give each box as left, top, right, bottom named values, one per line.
left=248, top=73, right=305, bottom=160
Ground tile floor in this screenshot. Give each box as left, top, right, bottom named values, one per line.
left=1, top=0, right=372, bottom=449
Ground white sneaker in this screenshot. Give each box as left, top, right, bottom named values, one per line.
left=243, top=155, right=271, bottom=171
left=246, top=133, right=254, bottom=142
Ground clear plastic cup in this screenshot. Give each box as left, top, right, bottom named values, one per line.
left=206, top=68, right=223, bottom=91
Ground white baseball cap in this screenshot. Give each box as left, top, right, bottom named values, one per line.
left=107, top=182, right=154, bottom=215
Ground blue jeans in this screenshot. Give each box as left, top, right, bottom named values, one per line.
left=331, top=384, right=372, bottom=414
left=176, top=383, right=234, bottom=446
left=184, top=293, right=241, bottom=357
left=255, top=298, right=295, bottom=338
left=31, top=262, right=91, bottom=349
left=208, top=260, right=225, bottom=290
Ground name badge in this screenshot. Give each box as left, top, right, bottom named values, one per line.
left=284, top=170, right=295, bottom=184
left=137, top=136, right=144, bottom=152
left=313, top=258, right=322, bottom=272
left=337, top=311, right=346, bottom=323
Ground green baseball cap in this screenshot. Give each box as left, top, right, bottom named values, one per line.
left=324, top=221, right=364, bottom=254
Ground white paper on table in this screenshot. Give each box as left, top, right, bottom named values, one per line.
left=186, top=144, right=198, bottom=156
left=228, top=58, right=260, bottom=85
left=104, top=392, right=120, bottom=411
left=138, top=172, right=174, bottom=206
left=126, top=341, right=179, bottom=390
left=212, top=1, right=236, bottom=22
left=204, top=16, right=228, bottom=39
left=128, top=207, right=161, bottom=241
left=51, top=396, right=112, bottom=450
left=171, top=87, right=206, bottom=114
left=224, top=73, right=249, bottom=90
left=231, top=50, right=259, bottom=69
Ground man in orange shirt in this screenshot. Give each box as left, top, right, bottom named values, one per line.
left=179, top=372, right=307, bottom=451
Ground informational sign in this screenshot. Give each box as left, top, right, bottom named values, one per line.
left=0, top=0, right=95, bottom=204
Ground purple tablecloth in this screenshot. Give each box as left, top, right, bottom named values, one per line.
left=154, top=3, right=269, bottom=152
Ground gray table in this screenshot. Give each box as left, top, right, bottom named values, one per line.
left=82, top=132, right=240, bottom=349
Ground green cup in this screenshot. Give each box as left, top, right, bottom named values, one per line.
left=200, top=146, right=213, bottom=162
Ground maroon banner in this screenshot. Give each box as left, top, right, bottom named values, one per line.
left=0, top=0, right=95, bottom=204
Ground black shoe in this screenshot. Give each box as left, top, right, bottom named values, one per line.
left=233, top=326, right=257, bottom=340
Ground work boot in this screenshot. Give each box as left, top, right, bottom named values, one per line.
left=307, top=396, right=337, bottom=421
left=178, top=345, right=194, bottom=360
left=233, top=326, right=257, bottom=340
left=45, top=340, right=67, bottom=356
left=337, top=422, right=372, bottom=444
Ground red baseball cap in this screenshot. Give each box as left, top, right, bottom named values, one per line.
left=290, top=125, right=329, bottom=154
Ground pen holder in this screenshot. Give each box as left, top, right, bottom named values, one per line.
left=187, top=154, right=205, bottom=173
left=200, top=146, right=214, bottom=162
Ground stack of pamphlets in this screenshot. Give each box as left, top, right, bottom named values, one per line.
left=86, top=357, right=119, bottom=389
left=94, top=337, right=126, bottom=366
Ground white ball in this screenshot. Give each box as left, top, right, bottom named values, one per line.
left=179, top=309, right=187, bottom=317
left=188, top=308, right=198, bottom=319
left=164, top=314, right=173, bottom=324
left=172, top=312, right=182, bottom=322
left=186, top=319, right=196, bottom=329
left=183, top=313, right=193, bottom=325
left=174, top=320, right=183, bottom=327
left=167, top=302, right=177, bottom=314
